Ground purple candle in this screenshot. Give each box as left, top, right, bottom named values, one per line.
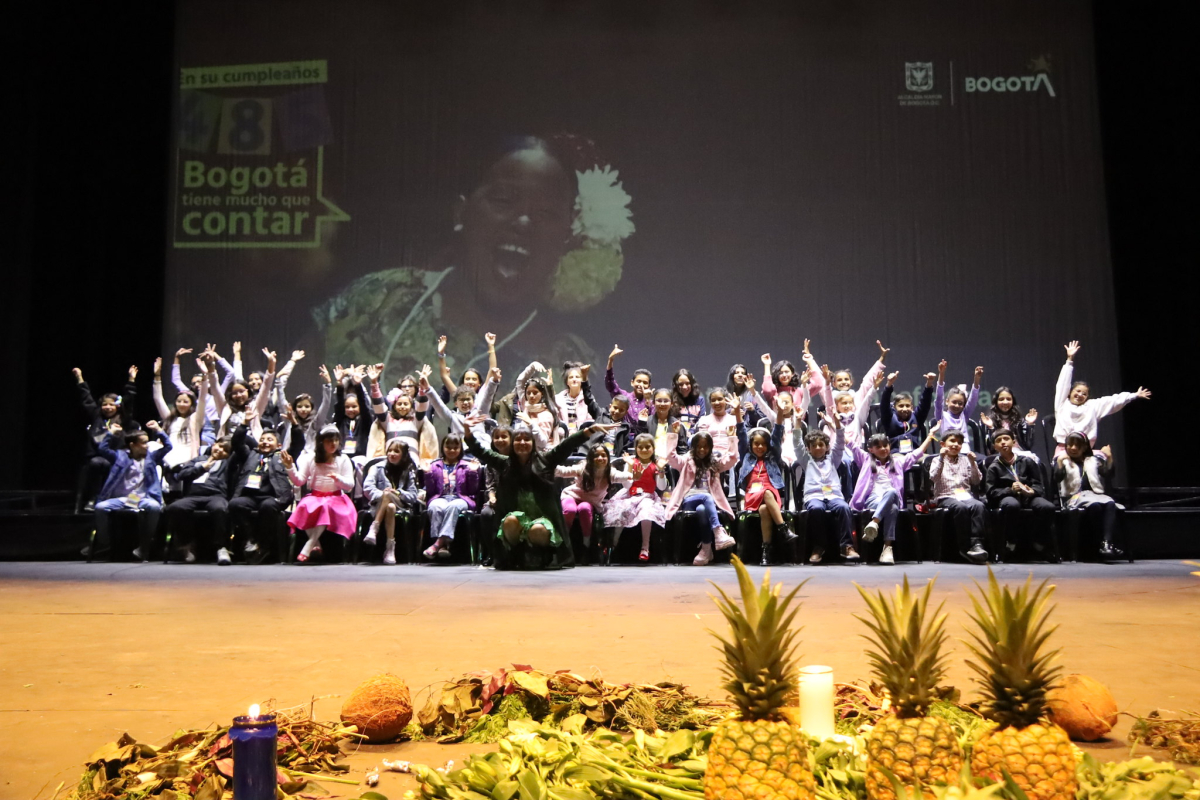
left=231, top=705, right=277, bottom=800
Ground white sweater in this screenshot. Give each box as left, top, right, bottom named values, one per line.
left=1053, top=361, right=1137, bottom=445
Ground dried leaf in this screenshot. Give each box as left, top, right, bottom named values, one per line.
left=509, top=671, right=549, bottom=699
left=195, top=775, right=224, bottom=800
left=215, top=758, right=234, bottom=778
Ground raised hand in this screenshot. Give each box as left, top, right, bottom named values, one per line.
left=608, top=344, right=623, bottom=363
left=72, top=367, right=83, bottom=382
left=333, top=364, right=345, bottom=383
left=591, top=422, right=620, bottom=435
left=924, top=372, right=937, bottom=386
left=243, top=405, right=259, bottom=424
left=153, top=358, right=163, bottom=377
left=488, top=366, right=502, bottom=383
left=734, top=401, right=744, bottom=423
left=966, top=449, right=977, bottom=463
left=818, top=410, right=840, bottom=430
left=928, top=421, right=941, bottom=438
left=418, top=363, right=433, bottom=382
left=638, top=408, right=650, bottom=421
left=760, top=353, right=772, bottom=366
left=366, top=363, right=382, bottom=383
left=418, top=372, right=431, bottom=393
left=437, top=335, right=447, bottom=357
left=128, top=365, right=139, bottom=381
left=799, top=368, right=811, bottom=386
left=282, top=403, right=296, bottom=426
left=144, top=419, right=160, bottom=434
left=820, top=364, right=831, bottom=383
left=264, top=350, right=277, bottom=371
left=290, top=350, right=306, bottom=362
left=803, top=339, right=811, bottom=356
left=980, top=414, right=994, bottom=429
left=671, top=420, right=683, bottom=434
left=464, top=413, right=488, bottom=428
left=1025, top=408, right=1039, bottom=424
left=318, top=364, right=331, bottom=384
left=877, top=340, right=890, bottom=361
left=873, top=372, right=886, bottom=390
left=973, top=365, right=984, bottom=385
left=887, top=371, right=900, bottom=386
left=1064, top=340, right=1081, bottom=361
left=530, top=361, right=546, bottom=373
left=109, top=423, right=123, bottom=435
left=1136, top=387, right=1152, bottom=400
left=280, top=451, right=294, bottom=470
left=744, top=375, right=756, bottom=391
left=174, top=347, right=192, bottom=362
left=485, top=332, right=497, bottom=348
left=937, top=359, right=947, bottom=377
left=232, top=341, right=242, bottom=357
left=1100, top=444, right=1113, bottom=459
left=580, top=364, right=592, bottom=381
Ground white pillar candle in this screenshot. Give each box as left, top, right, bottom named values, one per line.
left=797, top=665, right=835, bottom=739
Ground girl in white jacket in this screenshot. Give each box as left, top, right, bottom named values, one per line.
left=1053, top=340, right=1150, bottom=453
left=1054, top=431, right=1124, bottom=560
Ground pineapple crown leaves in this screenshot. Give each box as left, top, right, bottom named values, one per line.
left=707, top=556, right=808, bottom=720
left=961, top=567, right=1063, bottom=728
left=853, top=576, right=951, bottom=718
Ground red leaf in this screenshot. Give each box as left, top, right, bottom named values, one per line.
left=511, top=663, right=532, bottom=672
left=215, top=758, right=234, bottom=778
left=277, top=768, right=291, bottom=785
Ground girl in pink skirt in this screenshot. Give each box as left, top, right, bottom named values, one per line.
left=605, top=434, right=669, bottom=562
left=284, top=425, right=357, bottom=562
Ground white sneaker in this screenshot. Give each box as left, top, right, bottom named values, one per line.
left=879, top=544, right=895, bottom=564
left=862, top=520, right=880, bottom=542
left=243, top=540, right=259, bottom=554
left=693, top=543, right=714, bottom=566
left=383, top=540, right=397, bottom=565
left=131, top=546, right=145, bottom=562
left=809, top=547, right=824, bottom=564
left=712, top=527, right=736, bottom=551
left=364, top=522, right=378, bottom=547
left=217, top=547, right=232, bottom=566
left=183, top=546, right=196, bottom=564
left=841, top=545, right=861, bottom=561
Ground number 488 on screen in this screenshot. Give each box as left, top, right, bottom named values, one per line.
left=217, top=97, right=273, bottom=156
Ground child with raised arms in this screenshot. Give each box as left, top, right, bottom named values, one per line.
left=607, top=434, right=670, bottom=562
left=665, top=427, right=740, bottom=566
left=1053, top=340, right=1150, bottom=455
left=556, top=442, right=631, bottom=556
left=933, top=359, right=983, bottom=444
left=794, top=411, right=855, bottom=563
left=605, top=345, right=652, bottom=431
left=847, top=424, right=939, bottom=565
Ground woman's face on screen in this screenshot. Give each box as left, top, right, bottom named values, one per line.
left=458, top=147, right=574, bottom=308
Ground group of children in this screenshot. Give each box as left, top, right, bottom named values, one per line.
left=76, top=336, right=1150, bottom=568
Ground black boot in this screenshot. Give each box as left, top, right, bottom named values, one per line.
left=963, top=540, right=988, bottom=564
left=760, top=540, right=774, bottom=567
left=776, top=522, right=798, bottom=543
left=1098, top=541, right=1124, bottom=560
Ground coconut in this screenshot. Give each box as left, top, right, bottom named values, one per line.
left=1047, top=674, right=1118, bottom=741
left=340, top=673, right=413, bottom=742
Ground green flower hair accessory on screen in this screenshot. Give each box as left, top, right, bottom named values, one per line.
left=548, top=165, right=634, bottom=312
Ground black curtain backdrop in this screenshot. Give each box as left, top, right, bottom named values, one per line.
left=5, top=0, right=1196, bottom=491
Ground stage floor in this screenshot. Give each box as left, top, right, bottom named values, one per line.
left=2, top=560, right=1198, bottom=799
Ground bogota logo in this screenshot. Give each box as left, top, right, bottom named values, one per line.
left=905, top=62, right=934, bottom=92
left=965, top=54, right=1056, bottom=97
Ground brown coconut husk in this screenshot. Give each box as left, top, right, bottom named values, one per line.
left=1047, top=674, right=1119, bottom=741
left=340, top=673, right=414, bottom=742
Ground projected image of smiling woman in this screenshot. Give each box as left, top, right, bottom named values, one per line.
left=316, top=134, right=633, bottom=377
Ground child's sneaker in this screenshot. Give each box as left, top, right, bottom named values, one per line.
left=712, top=527, right=736, bottom=551
left=363, top=522, right=379, bottom=546
left=383, top=540, right=397, bottom=565
left=879, top=544, right=895, bottom=564
left=809, top=546, right=824, bottom=564
left=693, top=543, right=714, bottom=566
left=862, top=519, right=880, bottom=542
left=217, top=547, right=232, bottom=566
left=841, top=545, right=861, bottom=561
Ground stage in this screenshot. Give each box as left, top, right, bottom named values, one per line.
left=2, top=559, right=1197, bottom=799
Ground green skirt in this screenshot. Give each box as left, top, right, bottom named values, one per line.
left=498, top=491, right=561, bottom=548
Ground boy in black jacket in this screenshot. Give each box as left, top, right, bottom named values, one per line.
left=877, top=370, right=934, bottom=454
left=985, top=429, right=1057, bottom=560
left=228, top=425, right=292, bottom=563
left=165, top=427, right=241, bottom=564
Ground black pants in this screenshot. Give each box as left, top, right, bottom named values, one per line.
left=996, top=496, right=1056, bottom=550
left=228, top=494, right=287, bottom=555
left=939, top=497, right=985, bottom=552
left=477, top=504, right=497, bottom=564
left=1082, top=500, right=1118, bottom=546
left=78, top=456, right=111, bottom=509
left=165, top=493, right=229, bottom=550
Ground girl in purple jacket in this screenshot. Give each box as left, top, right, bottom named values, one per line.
left=422, top=434, right=481, bottom=559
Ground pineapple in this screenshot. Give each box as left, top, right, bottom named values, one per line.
left=963, top=569, right=1076, bottom=800
left=704, top=556, right=816, bottom=800
left=856, top=577, right=963, bottom=800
